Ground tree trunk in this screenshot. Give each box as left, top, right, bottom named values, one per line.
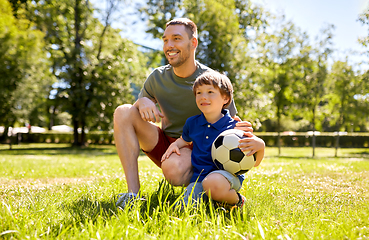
left=73, top=117, right=80, bottom=146
left=312, top=107, right=316, bottom=158
left=49, top=105, right=56, bottom=130
left=277, top=106, right=281, bottom=156
left=334, top=134, right=339, bottom=157
left=81, top=117, right=86, bottom=146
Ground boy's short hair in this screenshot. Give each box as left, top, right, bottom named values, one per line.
left=166, top=18, right=198, bottom=39
left=193, top=71, right=233, bottom=109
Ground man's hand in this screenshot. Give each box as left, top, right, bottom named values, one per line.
left=233, top=115, right=253, bottom=132
left=135, top=97, right=164, bottom=123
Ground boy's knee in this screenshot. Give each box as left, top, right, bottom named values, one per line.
left=202, top=173, right=226, bottom=200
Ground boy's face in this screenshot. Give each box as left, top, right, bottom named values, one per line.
left=195, top=84, right=229, bottom=116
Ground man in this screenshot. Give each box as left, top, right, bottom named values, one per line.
left=114, top=18, right=255, bottom=209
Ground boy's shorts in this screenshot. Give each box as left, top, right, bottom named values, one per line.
left=207, top=170, right=242, bottom=192
left=142, top=126, right=192, bottom=168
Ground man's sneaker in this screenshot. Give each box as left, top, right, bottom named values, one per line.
left=116, top=193, right=146, bottom=210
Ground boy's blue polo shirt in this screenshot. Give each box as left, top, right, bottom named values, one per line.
left=182, top=109, right=245, bottom=183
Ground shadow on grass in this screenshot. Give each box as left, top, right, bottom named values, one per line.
left=47, top=196, right=118, bottom=238
left=50, top=180, right=250, bottom=238
left=65, top=197, right=118, bottom=223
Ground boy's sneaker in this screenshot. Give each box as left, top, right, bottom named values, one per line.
left=116, top=193, right=146, bottom=210
left=234, top=192, right=246, bottom=208
left=214, top=192, right=246, bottom=210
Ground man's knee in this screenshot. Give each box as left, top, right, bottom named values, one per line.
left=114, top=104, right=136, bottom=124
left=162, top=159, right=192, bottom=186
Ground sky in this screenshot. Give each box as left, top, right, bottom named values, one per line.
left=105, top=0, right=369, bottom=69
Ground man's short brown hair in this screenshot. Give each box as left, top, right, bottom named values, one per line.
left=166, top=18, right=198, bottom=39
left=193, top=71, right=233, bottom=109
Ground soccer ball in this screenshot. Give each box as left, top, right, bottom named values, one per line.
left=211, top=129, right=256, bottom=175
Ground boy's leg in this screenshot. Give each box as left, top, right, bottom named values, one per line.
left=181, top=182, right=205, bottom=208
left=202, top=171, right=241, bottom=205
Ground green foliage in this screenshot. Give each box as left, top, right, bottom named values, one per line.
left=327, top=61, right=362, bottom=132
left=255, top=17, right=307, bottom=136
left=0, top=0, right=51, bottom=137
left=358, top=7, right=369, bottom=50
left=187, top=0, right=240, bottom=73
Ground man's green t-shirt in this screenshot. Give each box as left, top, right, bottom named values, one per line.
left=138, top=62, right=237, bottom=138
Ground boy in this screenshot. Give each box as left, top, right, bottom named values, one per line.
left=161, top=71, right=265, bottom=208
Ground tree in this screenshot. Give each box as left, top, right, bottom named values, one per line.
left=29, top=0, right=148, bottom=145
left=327, top=60, right=361, bottom=156
left=0, top=0, right=49, bottom=141
left=358, top=6, right=369, bottom=54
left=357, top=6, right=369, bottom=132
left=8, top=0, right=27, bottom=17
left=293, top=25, right=334, bottom=157
left=256, top=16, right=307, bottom=155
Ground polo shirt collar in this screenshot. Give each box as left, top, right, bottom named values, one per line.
left=198, top=109, right=231, bottom=130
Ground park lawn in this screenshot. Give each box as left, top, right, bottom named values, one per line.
left=0, top=144, right=368, bottom=239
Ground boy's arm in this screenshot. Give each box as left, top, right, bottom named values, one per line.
left=238, top=132, right=265, bottom=167
left=232, top=116, right=254, bottom=133
left=253, top=146, right=264, bottom=167
left=161, top=137, right=191, bottom=162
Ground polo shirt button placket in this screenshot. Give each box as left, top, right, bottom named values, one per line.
left=205, top=124, right=211, bottom=140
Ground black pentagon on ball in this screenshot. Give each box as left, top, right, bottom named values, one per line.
left=235, top=169, right=249, bottom=175
left=213, top=159, right=224, bottom=170
left=214, top=136, right=224, bottom=149
left=229, top=148, right=244, bottom=163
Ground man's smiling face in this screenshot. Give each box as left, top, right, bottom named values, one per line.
left=162, top=24, right=193, bottom=68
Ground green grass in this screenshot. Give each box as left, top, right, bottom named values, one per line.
left=1, top=144, right=368, bottom=239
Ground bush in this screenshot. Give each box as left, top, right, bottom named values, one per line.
left=256, top=132, right=369, bottom=148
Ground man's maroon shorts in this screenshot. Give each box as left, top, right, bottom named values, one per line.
left=142, top=127, right=192, bottom=168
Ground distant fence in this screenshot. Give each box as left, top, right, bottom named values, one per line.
left=257, top=132, right=369, bottom=148
left=6, top=131, right=369, bottom=148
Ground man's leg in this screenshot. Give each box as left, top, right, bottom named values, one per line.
left=161, top=147, right=193, bottom=187
left=113, top=104, right=159, bottom=194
